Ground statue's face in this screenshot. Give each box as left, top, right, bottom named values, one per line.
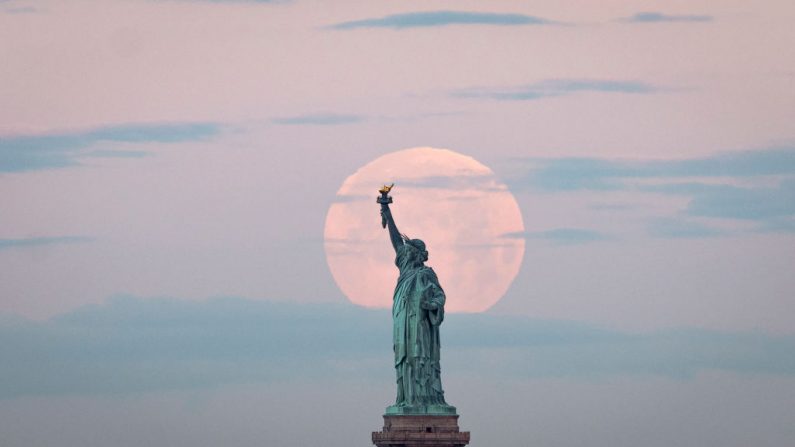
left=407, top=240, right=429, bottom=264
left=409, top=239, right=426, bottom=252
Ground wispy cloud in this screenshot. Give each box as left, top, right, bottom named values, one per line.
left=523, top=147, right=795, bottom=191
left=0, top=236, right=92, bottom=251
left=645, top=180, right=795, bottom=222
left=453, top=79, right=660, bottom=101
left=331, top=194, right=371, bottom=204
left=647, top=218, right=724, bottom=239
left=398, top=173, right=505, bottom=192
left=84, top=149, right=149, bottom=158
left=0, top=122, right=220, bottom=173
left=3, top=6, right=36, bottom=14
left=271, top=113, right=364, bottom=126
left=620, top=12, right=713, bottom=23
left=2, top=296, right=793, bottom=398
left=511, top=146, right=795, bottom=234
left=502, top=228, right=608, bottom=244
left=330, top=10, right=552, bottom=30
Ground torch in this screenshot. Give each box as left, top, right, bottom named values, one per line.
left=377, top=183, right=394, bottom=228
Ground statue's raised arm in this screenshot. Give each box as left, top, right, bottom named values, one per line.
left=377, top=184, right=403, bottom=253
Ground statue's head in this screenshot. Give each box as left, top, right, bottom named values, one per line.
left=402, top=235, right=429, bottom=265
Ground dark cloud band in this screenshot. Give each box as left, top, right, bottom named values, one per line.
left=331, top=10, right=552, bottom=30
left=1, top=296, right=792, bottom=398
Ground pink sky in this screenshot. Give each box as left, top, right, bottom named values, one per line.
left=1, top=0, right=793, bottom=331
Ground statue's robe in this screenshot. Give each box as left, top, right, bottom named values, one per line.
left=392, top=244, right=447, bottom=407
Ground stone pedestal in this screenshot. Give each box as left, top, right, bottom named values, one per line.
left=372, top=415, right=470, bottom=447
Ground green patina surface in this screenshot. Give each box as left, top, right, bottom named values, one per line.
left=385, top=404, right=458, bottom=416
left=378, top=185, right=457, bottom=415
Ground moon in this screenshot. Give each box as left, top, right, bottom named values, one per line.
left=324, top=147, right=525, bottom=313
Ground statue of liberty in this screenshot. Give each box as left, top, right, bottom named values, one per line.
left=377, top=184, right=456, bottom=415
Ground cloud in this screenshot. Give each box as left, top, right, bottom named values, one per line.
left=2, top=296, right=793, bottom=398
left=634, top=174, right=795, bottom=235
left=758, top=218, right=795, bottom=233
left=512, top=147, right=795, bottom=234
left=330, top=10, right=551, bottom=30
left=271, top=113, right=364, bottom=126
left=621, top=12, right=712, bottom=23
left=0, top=122, right=220, bottom=173
left=523, top=147, right=795, bottom=191
left=648, top=147, right=795, bottom=178
left=0, top=296, right=388, bottom=398
left=647, top=218, right=724, bottom=239
left=453, top=79, right=659, bottom=101
left=0, top=236, right=93, bottom=251
left=502, top=228, right=608, bottom=244
left=3, top=6, right=36, bottom=14
left=689, top=182, right=795, bottom=221
left=397, top=173, right=505, bottom=192
left=525, top=157, right=629, bottom=191
left=331, top=194, right=371, bottom=204
left=648, top=180, right=795, bottom=222
left=84, top=149, right=149, bottom=158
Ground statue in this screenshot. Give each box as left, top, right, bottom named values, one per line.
left=377, top=184, right=456, bottom=415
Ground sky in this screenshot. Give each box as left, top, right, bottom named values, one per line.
left=1, top=0, right=794, bottom=446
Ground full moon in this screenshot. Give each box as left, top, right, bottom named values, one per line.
left=324, top=147, right=525, bottom=313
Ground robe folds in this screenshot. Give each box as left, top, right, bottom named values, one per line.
left=392, top=244, right=447, bottom=406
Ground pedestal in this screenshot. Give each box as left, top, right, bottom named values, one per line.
left=372, top=414, right=470, bottom=447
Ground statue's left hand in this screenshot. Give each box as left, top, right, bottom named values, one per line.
left=420, top=283, right=441, bottom=310
left=420, top=299, right=438, bottom=310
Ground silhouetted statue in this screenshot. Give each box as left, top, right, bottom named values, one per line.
left=377, top=184, right=455, bottom=415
